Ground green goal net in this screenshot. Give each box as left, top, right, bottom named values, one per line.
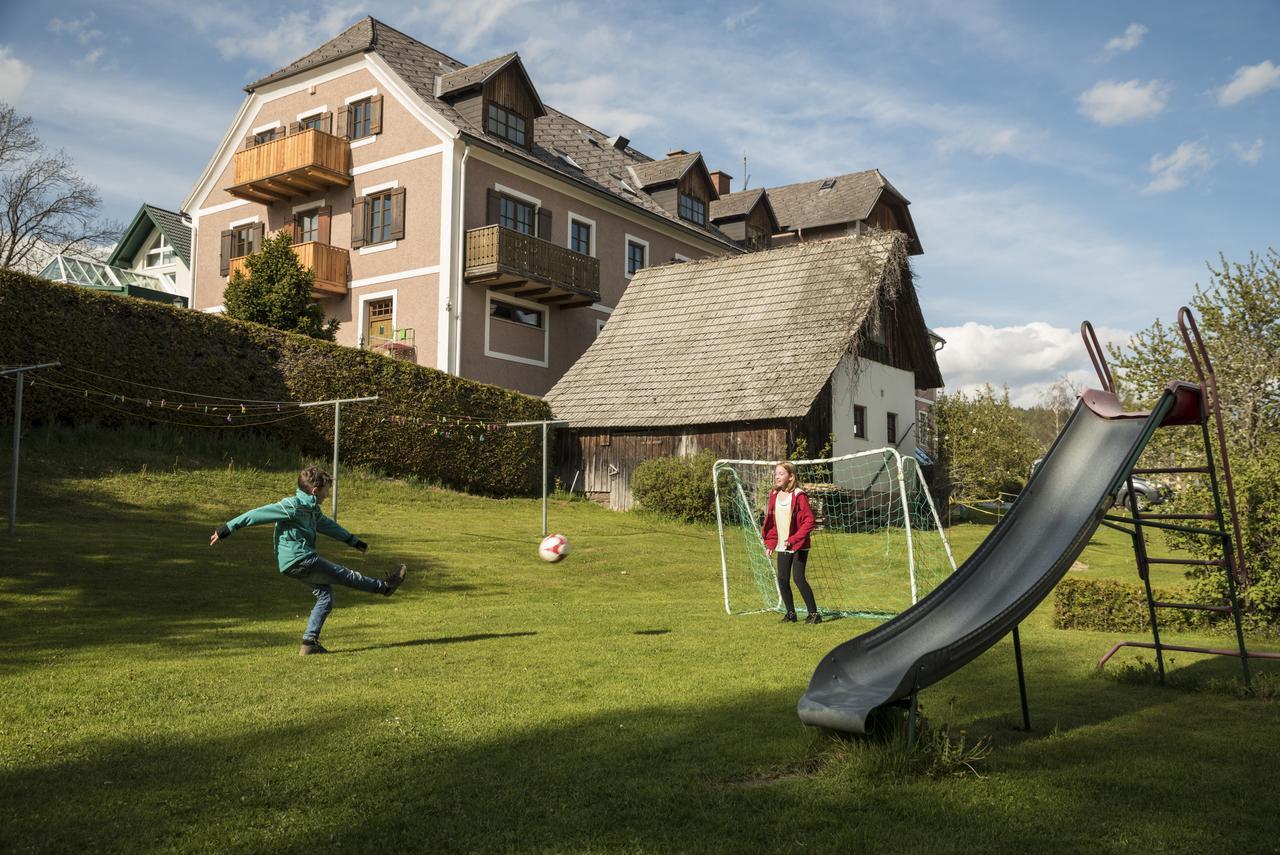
left=713, top=449, right=957, bottom=618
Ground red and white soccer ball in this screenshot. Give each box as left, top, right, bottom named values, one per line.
left=539, top=534, right=570, bottom=563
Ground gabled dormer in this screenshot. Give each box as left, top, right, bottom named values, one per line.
left=709, top=179, right=780, bottom=252
left=438, top=52, right=547, bottom=151
left=629, top=150, right=720, bottom=228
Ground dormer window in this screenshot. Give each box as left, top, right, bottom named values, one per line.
left=144, top=234, right=176, bottom=268
left=678, top=192, right=707, bottom=226
left=487, top=103, right=527, bottom=147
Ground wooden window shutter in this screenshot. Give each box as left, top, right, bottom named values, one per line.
left=219, top=230, right=233, bottom=276
left=321, top=111, right=333, bottom=134
left=317, top=206, right=332, bottom=246
left=288, top=121, right=302, bottom=135
left=486, top=188, right=500, bottom=225
left=336, top=106, right=349, bottom=140
left=291, top=216, right=301, bottom=244
left=351, top=197, right=367, bottom=249
left=251, top=223, right=265, bottom=253
left=389, top=187, right=406, bottom=241
left=537, top=207, right=552, bottom=241
left=369, top=95, right=384, bottom=135
left=241, top=134, right=255, bottom=151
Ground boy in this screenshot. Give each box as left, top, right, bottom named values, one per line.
left=209, top=466, right=407, bottom=655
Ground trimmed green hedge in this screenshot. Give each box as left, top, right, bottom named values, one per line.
left=632, top=451, right=718, bottom=524
left=0, top=270, right=550, bottom=495
left=1053, top=577, right=1213, bottom=633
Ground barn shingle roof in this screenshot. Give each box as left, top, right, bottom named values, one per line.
left=545, top=232, right=939, bottom=428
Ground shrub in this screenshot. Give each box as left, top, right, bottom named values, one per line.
left=1054, top=577, right=1212, bottom=633
left=631, top=451, right=718, bottom=524
left=223, top=230, right=338, bottom=340
left=0, top=270, right=549, bottom=496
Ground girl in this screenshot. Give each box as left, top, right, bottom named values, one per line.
left=761, top=461, right=820, bottom=624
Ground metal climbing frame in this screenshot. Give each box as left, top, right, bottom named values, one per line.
left=1089, top=309, right=1280, bottom=687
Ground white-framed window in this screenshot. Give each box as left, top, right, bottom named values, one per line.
left=568, top=213, right=596, bottom=257
left=144, top=234, right=176, bottom=268
left=484, top=290, right=549, bottom=368
left=596, top=317, right=607, bottom=336
left=624, top=234, right=649, bottom=279
left=357, top=289, right=398, bottom=350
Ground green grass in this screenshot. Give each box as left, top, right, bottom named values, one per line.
left=2, top=425, right=1278, bottom=853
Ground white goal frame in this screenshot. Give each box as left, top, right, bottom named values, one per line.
left=712, top=447, right=957, bottom=615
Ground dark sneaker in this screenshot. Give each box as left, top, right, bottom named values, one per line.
left=780, top=612, right=797, bottom=623
left=299, top=640, right=330, bottom=656
left=383, top=564, right=408, bottom=597
left=804, top=613, right=823, bottom=625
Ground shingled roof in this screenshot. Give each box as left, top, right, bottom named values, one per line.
left=545, top=232, right=940, bottom=429
left=107, top=204, right=192, bottom=268
left=765, top=170, right=898, bottom=231
left=438, top=52, right=518, bottom=96
left=244, top=18, right=736, bottom=249
left=629, top=151, right=704, bottom=189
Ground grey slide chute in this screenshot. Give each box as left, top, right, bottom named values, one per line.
left=798, top=387, right=1181, bottom=733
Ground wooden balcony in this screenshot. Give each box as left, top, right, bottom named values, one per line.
left=227, top=242, right=349, bottom=297
left=463, top=225, right=600, bottom=307
left=226, top=129, right=351, bottom=203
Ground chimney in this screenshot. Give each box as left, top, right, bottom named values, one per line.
left=709, top=170, right=733, bottom=195
left=666, top=148, right=689, bottom=158
left=606, top=135, right=629, bottom=150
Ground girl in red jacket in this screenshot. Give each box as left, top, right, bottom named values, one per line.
left=761, top=461, right=821, bottom=623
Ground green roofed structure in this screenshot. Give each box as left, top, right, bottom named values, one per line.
left=105, top=203, right=194, bottom=303
left=39, top=254, right=188, bottom=307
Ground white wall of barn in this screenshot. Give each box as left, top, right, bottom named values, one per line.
left=830, top=353, right=918, bottom=462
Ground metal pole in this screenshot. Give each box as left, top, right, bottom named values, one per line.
left=1013, top=625, right=1031, bottom=731
left=8, top=373, right=22, bottom=536
left=1127, top=476, right=1166, bottom=683
left=332, top=401, right=341, bottom=520
left=541, top=420, right=548, bottom=538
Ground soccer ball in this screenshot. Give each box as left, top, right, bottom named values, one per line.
left=539, top=534, right=569, bottom=562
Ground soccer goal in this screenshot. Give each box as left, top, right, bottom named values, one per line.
left=712, top=448, right=957, bottom=618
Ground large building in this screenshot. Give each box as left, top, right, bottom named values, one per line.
left=183, top=17, right=743, bottom=397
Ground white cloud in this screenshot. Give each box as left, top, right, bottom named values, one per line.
left=213, top=6, right=359, bottom=67
left=1143, top=142, right=1213, bottom=194
left=48, top=12, right=102, bottom=45
left=1233, top=138, right=1264, bottom=165
left=724, top=4, right=763, bottom=32
left=1104, top=23, right=1147, bottom=53
left=933, top=321, right=1131, bottom=406
left=1077, top=79, right=1169, bottom=125
left=1217, top=60, right=1280, bottom=106
left=0, top=46, right=32, bottom=101
left=399, top=0, right=528, bottom=53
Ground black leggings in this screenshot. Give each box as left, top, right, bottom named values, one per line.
left=776, top=549, right=817, bottom=614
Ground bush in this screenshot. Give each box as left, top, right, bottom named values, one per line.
left=1054, top=577, right=1212, bottom=633
left=631, top=451, right=718, bottom=524
left=0, top=270, right=550, bottom=496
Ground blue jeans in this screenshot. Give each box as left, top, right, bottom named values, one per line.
left=284, top=554, right=387, bottom=641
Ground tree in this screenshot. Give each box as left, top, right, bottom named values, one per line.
left=934, top=385, right=1040, bottom=501
left=1109, top=249, right=1280, bottom=622
left=0, top=102, right=119, bottom=271
left=223, top=230, right=339, bottom=340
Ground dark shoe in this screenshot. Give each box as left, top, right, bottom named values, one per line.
left=780, top=612, right=797, bottom=623
left=299, top=640, right=330, bottom=656
left=804, top=613, right=822, bottom=625
left=383, top=564, right=408, bottom=597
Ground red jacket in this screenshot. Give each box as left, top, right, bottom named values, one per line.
left=761, top=488, right=815, bottom=551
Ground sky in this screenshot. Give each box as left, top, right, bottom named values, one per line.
left=2, top=0, right=1277, bottom=405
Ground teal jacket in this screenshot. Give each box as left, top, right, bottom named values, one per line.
left=219, top=489, right=364, bottom=572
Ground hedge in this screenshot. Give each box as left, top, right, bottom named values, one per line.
left=1053, top=577, right=1213, bottom=634
left=631, top=451, right=718, bottom=524
left=0, top=270, right=551, bottom=495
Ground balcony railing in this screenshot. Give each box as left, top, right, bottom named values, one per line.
left=463, top=225, right=600, bottom=307
left=225, top=128, right=352, bottom=203
left=227, top=241, right=349, bottom=297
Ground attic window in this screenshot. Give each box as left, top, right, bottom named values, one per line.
left=487, top=103, right=528, bottom=147
left=819, top=177, right=837, bottom=192
left=678, top=192, right=707, bottom=226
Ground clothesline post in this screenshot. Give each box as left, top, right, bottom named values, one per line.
left=299, top=396, right=379, bottom=520
left=504, top=419, right=569, bottom=537
left=3, top=362, right=61, bottom=536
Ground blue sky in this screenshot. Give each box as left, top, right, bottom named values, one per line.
left=2, top=0, right=1277, bottom=403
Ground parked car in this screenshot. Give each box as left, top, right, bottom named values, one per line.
left=1028, top=458, right=1170, bottom=510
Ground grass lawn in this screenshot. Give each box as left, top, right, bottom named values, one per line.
left=2, top=426, right=1278, bottom=853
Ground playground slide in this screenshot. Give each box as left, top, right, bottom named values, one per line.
left=797, top=385, right=1190, bottom=733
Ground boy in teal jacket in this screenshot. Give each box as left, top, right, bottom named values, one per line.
left=210, top=466, right=407, bottom=655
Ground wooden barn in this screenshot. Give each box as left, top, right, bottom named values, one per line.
left=544, top=232, right=943, bottom=510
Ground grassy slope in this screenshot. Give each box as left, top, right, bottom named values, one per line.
left=1, top=427, right=1277, bottom=854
